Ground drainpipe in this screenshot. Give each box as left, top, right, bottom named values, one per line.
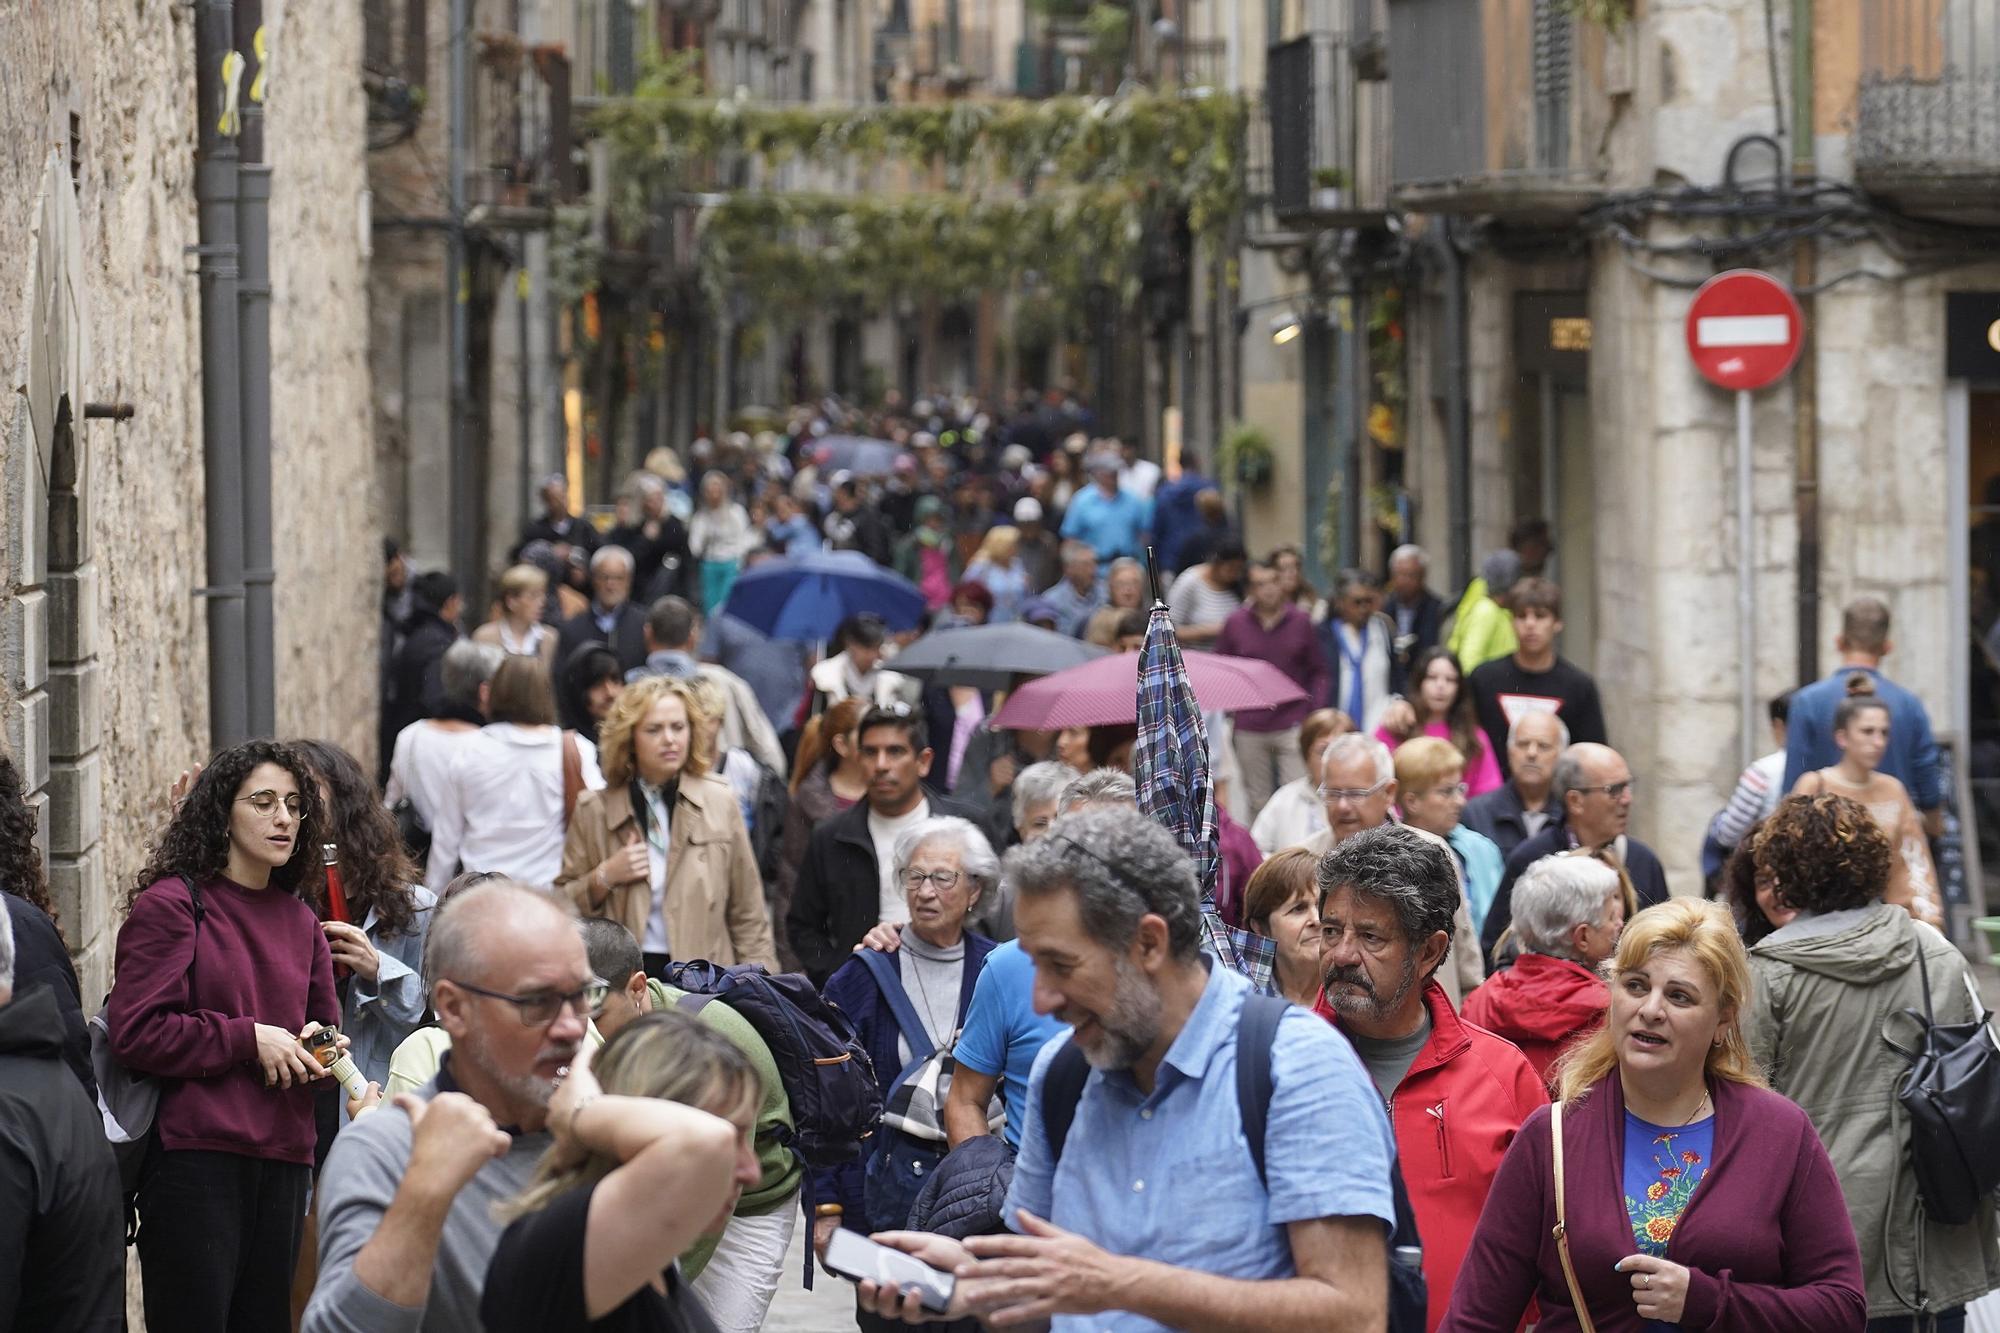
left=1439, top=219, right=1473, bottom=591
left=195, top=0, right=249, bottom=748
left=447, top=0, right=476, bottom=596
left=236, top=0, right=276, bottom=737
left=1791, top=0, right=1820, bottom=686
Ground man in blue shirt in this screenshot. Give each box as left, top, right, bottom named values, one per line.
left=1781, top=598, right=1944, bottom=817
left=942, top=939, right=1064, bottom=1150
left=1038, top=542, right=1106, bottom=638
left=1060, top=451, right=1153, bottom=563
left=1151, top=450, right=1218, bottom=574
left=859, top=807, right=1396, bottom=1332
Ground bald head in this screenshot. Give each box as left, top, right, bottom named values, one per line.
left=1552, top=743, right=1632, bottom=846
left=424, top=880, right=581, bottom=991
left=1506, top=710, right=1569, bottom=797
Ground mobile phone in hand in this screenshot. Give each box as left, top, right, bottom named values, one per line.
left=822, top=1228, right=956, bottom=1314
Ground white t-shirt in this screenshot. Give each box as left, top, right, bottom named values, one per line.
left=868, top=799, right=932, bottom=926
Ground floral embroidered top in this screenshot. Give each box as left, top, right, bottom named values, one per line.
left=1622, top=1109, right=1716, bottom=1330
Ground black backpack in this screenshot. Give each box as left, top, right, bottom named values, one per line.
left=1884, top=936, right=2000, bottom=1229
left=1043, top=993, right=1428, bottom=1333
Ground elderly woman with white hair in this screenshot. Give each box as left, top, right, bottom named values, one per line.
left=1460, top=852, right=1623, bottom=1086
left=816, top=816, right=998, bottom=1329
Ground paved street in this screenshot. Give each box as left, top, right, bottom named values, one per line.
left=765, top=1221, right=857, bottom=1332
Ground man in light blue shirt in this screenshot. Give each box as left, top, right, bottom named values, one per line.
left=1037, top=542, right=1107, bottom=638
left=1059, top=452, right=1153, bottom=563
left=858, top=807, right=1395, bottom=1332
left=943, top=939, right=1064, bottom=1150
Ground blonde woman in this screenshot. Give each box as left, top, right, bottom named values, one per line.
left=1441, top=899, right=1865, bottom=1331
left=962, top=525, right=1029, bottom=623
left=473, top=563, right=559, bottom=668
left=559, top=675, right=776, bottom=979
left=482, top=1011, right=762, bottom=1333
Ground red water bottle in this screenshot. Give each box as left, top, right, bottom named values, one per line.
left=323, top=843, right=352, bottom=979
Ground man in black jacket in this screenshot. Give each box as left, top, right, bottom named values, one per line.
left=1, top=892, right=91, bottom=1098
left=1478, top=742, right=1669, bottom=963
left=1459, top=711, right=1567, bottom=863
left=0, top=904, right=124, bottom=1331
left=1383, top=544, right=1446, bottom=695
left=557, top=545, right=649, bottom=674
left=387, top=571, right=463, bottom=741
left=786, top=705, right=979, bottom=985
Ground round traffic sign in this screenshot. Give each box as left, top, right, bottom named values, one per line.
left=1684, top=269, right=1805, bottom=392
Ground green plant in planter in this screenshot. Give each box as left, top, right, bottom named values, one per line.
left=1219, top=421, right=1275, bottom=489
left=1311, top=166, right=1349, bottom=190
left=1554, top=0, right=1633, bottom=28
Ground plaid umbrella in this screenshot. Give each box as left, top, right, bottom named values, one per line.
left=1133, top=600, right=1277, bottom=990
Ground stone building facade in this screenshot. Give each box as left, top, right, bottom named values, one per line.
left=3, top=0, right=378, bottom=1005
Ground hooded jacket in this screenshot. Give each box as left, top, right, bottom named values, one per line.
left=1745, top=903, right=2000, bottom=1319
left=1459, top=952, right=1606, bottom=1088
left=1319, top=981, right=1548, bottom=1332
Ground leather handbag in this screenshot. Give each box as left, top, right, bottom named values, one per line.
left=1883, top=935, right=2000, bottom=1226
left=1551, top=1100, right=1598, bottom=1333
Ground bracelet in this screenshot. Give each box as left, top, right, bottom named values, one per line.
left=565, top=1091, right=600, bottom=1142
left=815, top=1203, right=844, bottom=1218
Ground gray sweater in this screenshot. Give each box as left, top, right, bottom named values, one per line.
left=300, top=1075, right=550, bottom=1333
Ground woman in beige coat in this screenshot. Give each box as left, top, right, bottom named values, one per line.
left=560, top=674, right=777, bottom=978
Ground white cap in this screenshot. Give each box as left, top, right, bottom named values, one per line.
left=1013, top=497, right=1044, bottom=523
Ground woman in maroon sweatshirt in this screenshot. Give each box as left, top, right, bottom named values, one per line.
left=1440, top=898, right=1865, bottom=1332
left=108, top=739, right=340, bottom=1333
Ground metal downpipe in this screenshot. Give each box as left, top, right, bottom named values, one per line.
left=236, top=0, right=276, bottom=737
left=195, top=0, right=249, bottom=748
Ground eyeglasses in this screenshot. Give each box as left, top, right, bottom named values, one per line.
left=902, top=868, right=963, bottom=892
left=1317, top=780, right=1390, bottom=805
left=1573, top=779, right=1636, bottom=800
left=445, top=976, right=610, bottom=1027
left=237, top=790, right=306, bottom=820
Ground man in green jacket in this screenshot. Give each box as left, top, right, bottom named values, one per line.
left=1446, top=550, right=1521, bottom=671
left=582, top=918, right=801, bottom=1333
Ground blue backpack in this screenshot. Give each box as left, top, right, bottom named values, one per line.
left=1042, top=993, right=1429, bottom=1333
left=664, top=960, right=882, bottom=1170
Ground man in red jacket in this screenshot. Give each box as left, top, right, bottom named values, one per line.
left=1314, top=824, right=1548, bottom=1333
left=1460, top=853, right=1620, bottom=1087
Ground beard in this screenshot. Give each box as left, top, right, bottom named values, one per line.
left=454, top=1022, right=580, bottom=1112
left=1066, top=955, right=1161, bottom=1071
left=1321, top=955, right=1418, bottom=1026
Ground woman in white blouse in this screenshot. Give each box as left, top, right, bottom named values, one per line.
left=472, top=563, right=559, bottom=669
left=689, top=471, right=757, bottom=613
left=426, top=655, right=604, bottom=891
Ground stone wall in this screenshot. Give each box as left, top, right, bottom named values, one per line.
left=1, top=0, right=376, bottom=1006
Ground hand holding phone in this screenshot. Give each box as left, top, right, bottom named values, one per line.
left=823, top=1228, right=958, bottom=1316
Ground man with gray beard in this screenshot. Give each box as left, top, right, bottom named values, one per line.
left=857, top=806, right=1396, bottom=1332
left=1311, top=824, right=1546, bottom=1328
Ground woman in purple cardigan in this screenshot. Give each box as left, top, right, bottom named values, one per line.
left=1441, top=898, right=1865, bottom=1332
left=108, top=740, right=340, bottom=1333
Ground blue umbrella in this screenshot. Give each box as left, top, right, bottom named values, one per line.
left=814, top=435, right=911, bottom=476
left=720, top=550, right=927, bottom=642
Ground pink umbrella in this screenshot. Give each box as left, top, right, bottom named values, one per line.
left=990, top=649, right=1310, bottom=731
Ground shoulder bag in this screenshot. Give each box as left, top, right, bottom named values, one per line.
left=1551, top=1100, right=1598, bottom=1333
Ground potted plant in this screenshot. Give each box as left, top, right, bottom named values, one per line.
left=1310, top=166, right=1349, bottom=213
left=1219, top=421, right=1276, bottom=490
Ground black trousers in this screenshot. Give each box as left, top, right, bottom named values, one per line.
left=136, top=1147, right=310, bottom=1333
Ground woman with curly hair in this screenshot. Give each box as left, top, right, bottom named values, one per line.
left=1746, top=793, right=2000, bottom=1330
left=1445, top=897, right=1865, bottom=1331
left=293, top=739, right=437, bottom=1114
left=558, top=674, right=775, bottom=979
left=1716, top=822, right=1794, bottom=947
left=0, top=753, right=94, bottom=1093
left=107, top=739, right=340, bottom=1333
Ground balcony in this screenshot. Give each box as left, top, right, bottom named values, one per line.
left=1385, top=0, right=1605, bottom=221
left=1266, top=30, right=1392, bottom=227
left=1853, top=3, right=2000, bottom=222
left=469, top=33, right=578, bottom=224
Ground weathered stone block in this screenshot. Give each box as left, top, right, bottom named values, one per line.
left=46, top=751, right=101, bottom=858
left=47, top=661, right=100, bottom=762
left=48, top=845, right=106, bottom=954
left=46, top=564, right=98, bottom=663
left=5, top=409, right=47, bottom=593
left=3, top=591, right=47, bottom=695
left=7, top=690, right=50, bottom=793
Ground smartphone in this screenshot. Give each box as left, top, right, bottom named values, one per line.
left=822, top=1228, right=957, bottom=1315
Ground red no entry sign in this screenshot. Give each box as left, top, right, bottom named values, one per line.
left=1685, top=269, right=1805, bottom=391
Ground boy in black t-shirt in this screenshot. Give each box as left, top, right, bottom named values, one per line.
left=1467, top=577, right=1606, bottom=777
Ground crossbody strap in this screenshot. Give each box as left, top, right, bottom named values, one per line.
left=1551, top=1101, right=1597, bottom=1333
left=857, top=949, right=937, bottom=1064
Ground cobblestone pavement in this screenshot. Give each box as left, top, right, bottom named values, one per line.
left=762, top=1218, right=856, bottom=1332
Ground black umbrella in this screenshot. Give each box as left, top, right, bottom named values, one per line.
left=891, top=622, right=1110, bottom=690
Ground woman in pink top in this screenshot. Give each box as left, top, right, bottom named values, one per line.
left=1376, top=645, right=1503, bottom=797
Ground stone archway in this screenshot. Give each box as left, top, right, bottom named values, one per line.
left=10, top=147, right=103, bottom=977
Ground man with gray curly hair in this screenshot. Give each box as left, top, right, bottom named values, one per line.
left=863, top=805, right=1398, bottom=1331
left=1314, top=823, right=1546, bottom=1324
left=1461, top=853, right=1620, bottom=1085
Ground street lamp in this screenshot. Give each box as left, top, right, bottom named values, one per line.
left=1270, top=311, right=1302, bottom=345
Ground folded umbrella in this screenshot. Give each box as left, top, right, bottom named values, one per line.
left=720, top=550, right=927, bottom=642
left=815, top=435, right=911, bottom=476
left=891, top=623, right=1109, bottom=690
left=988, top=649, right=1308, bottom=731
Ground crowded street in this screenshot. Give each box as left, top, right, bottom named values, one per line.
left=10, top=2, right=2000, bottom=1333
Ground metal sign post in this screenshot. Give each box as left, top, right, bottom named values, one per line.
left=1737, top=389, right=1754, bottom=771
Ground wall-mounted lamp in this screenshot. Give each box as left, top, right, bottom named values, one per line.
left=1270, top=311, right=1302, bottom=345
